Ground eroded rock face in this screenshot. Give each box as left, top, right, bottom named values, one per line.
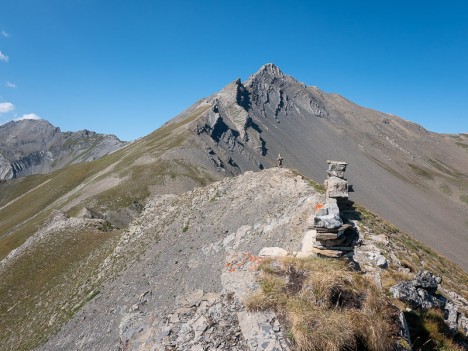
left=0, top=153, right=13, bottom=180
left=0, top=119, right=127, bottom=179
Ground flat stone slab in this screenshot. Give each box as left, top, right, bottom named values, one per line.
left=316, top=232, right=341, bottom=240
left=238, top=311, right=291, bottom=350
left=317, top=235, right=347, bottom=247
left=310, top=247, right=347, bottom=258
left=315, top=223, right=352, bottom=235
left=316, top=226, right=339, bottom=233
left=300, top=230, right=316, bottom=253
left=313, top=244, right=355, bottom=251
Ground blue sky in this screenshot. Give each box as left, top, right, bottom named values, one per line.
left=0, top=0, right=467, bottom=140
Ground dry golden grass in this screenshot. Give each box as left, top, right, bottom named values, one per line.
left=247, top=256, right=402, bottom=351
left=405, top=309, right=465, bottom=351
left=381, top=269, right=414, bottom=291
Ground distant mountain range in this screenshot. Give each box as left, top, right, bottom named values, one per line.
left=0, top=119, right=127, bottom=180
left=0, top=64, right=467, bottom=350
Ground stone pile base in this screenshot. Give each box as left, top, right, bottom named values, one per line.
left=311, top=197, right=358, bottom=258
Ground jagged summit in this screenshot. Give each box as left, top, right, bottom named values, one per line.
left=244, top=63, right=301, bottom=87
left=253, top=63, right=285, bottom=78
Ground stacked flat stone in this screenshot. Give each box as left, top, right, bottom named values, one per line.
left=311, top=161, right=356, bottom=258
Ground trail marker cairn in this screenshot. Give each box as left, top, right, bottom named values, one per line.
left=311, top=161, right=358, bottom=258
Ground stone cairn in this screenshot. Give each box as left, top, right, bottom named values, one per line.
left=311, top=160, right=358, bottom=258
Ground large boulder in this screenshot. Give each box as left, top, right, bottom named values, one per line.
left=390, top=271, right=442, bottom=309
left=390, top=281, right=440, bottom=309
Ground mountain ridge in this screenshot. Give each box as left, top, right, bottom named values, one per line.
left=0, top=64, right=467, bottom=350
left=1, top=64, right=466, bottom=269
left=0, top=118, right=128, bottom=180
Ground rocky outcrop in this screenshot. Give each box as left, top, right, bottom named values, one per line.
left=121, top=291, right=250, bottom=351
left=0, top=153, right=13, bottom=179
left=245, top=63, right=328, bottom=120
left=0, top=119, right=127, bottom=180
left=390, top=271, right=442, bottom=309
left=391, top=271, right=468, bottom=338
left=444, top=291, right=468, bottom=336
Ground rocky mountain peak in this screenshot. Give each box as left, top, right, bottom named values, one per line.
left=255, top=63, right=285, bottom=79
left=245, top=63, right=301, bottom=88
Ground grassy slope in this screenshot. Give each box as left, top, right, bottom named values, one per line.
left=0, top=226, right=121, bottom=350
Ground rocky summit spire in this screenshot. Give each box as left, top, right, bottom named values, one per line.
left=256, top=63, right=284, bottom=78
left=245, top=63, right=286, bottom=83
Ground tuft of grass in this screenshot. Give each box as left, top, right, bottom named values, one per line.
left=381, top=270, right=414, bottom=292
left=408, top=163, right=435, bottom=180
left=439, top=184, right=453, bottom=196
left=290, top=168, right=326, bottom=194
left=247, top=257, right=402, bottom=351
left=460, top=194, right=468, bottom=205
left=308, top=180, right=326, bottom=194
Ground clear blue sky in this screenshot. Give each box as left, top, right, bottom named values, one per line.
left=0, top=0, right=467, bottom=140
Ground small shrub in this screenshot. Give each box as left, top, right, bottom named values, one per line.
left=460, top=194, right=468, bottom=205
left=408, top=163, right=434, bottom=180
left=439, top=184, right=453, bottom=196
